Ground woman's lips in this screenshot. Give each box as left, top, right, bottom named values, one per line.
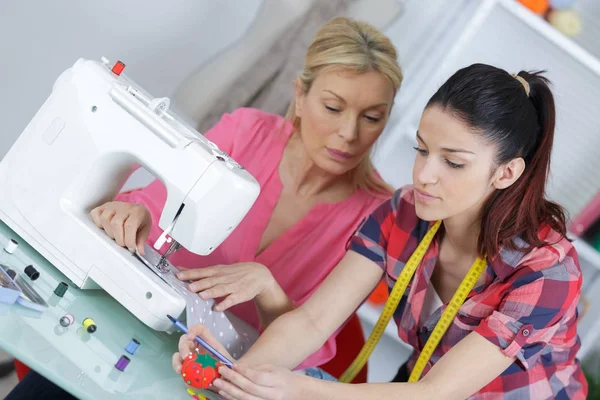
left=415, top=188, right=439, bottom=203
left=326, top=148, right=353, bottom=161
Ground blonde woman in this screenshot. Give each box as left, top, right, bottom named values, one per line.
left=7, top=18, right=403, bottom=398
left=93, top=16, right=401, bottom=370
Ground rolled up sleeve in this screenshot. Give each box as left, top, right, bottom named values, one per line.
left=347, top=190, right=401, bottom=271
left=475, top=260, right=582, bottom=370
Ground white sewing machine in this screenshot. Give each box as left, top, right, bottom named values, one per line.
left=0, top=57, right=260, bottom=331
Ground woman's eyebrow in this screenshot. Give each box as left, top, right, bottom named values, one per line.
left=416, top=131, right=475, bottom=154
left=323, top=89, right=388, bottom=108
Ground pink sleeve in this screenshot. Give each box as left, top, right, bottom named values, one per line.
left=115, top=109, right=245, bottom=249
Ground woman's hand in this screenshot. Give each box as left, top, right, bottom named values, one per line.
left=177, top=262, right=277, bottom=312
left=213, top=363, right=305, bottom=400
left=90, top=201, right=152, bottom=255
left=171, top=323, right=235, bottom=374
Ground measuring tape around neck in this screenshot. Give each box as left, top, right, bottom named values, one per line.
left=339, top=220, right=487, bottom=383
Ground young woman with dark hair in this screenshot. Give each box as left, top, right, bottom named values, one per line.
left=173, top=64, right=587, bottom=399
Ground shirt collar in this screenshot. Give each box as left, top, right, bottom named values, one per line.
left=487, top=235, right=530, bottom=282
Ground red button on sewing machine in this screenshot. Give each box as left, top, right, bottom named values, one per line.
left=111, top=61, right=125, bottom=76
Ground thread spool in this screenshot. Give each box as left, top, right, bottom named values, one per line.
left=82, top=317, right=97, bottom=333
left=59, top=314, right=74, bottom=327
left=549, top=0, right=575, bottom=9
left=24, top=265, right=39, bottom=281
left=114, top=355, right=130, bottom=371
left=548, top=8, right=582, bottom=37
left=4, top=239, right=18, bottom=254
left=125, top=338, right=140, bottom=355
left=518, top=0, right=550, bottom=14
left=53, top=282, right=68, bottom=297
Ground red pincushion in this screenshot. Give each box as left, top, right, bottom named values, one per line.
left=181, top=352, right=222, bottom=389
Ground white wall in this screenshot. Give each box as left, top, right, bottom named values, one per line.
left=0, top=0, right=262, bottom=160
left=373, top=0, right=481, bottom=189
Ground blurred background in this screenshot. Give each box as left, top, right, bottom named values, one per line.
left=1, top=0, right=600, bottom=395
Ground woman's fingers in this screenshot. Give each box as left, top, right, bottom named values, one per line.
left=123, top=215, right=141, bottom=252
left=234, top=364, right=276, bottom=387
left=189, top=273, right=237, bottom=294
left=99, top=208, right=117, bottom=239
left=216, top=390, right=236, bottom=400
left=214, top=292, right=245, bottom=312
left=214, top=377, right=263, bottom=400
left=216, top=366, right=270, bottom=399
left=177, top=265, right=222, bottom=281
left=198, top=283, right=241, bottom=301
left=172, top=352, right=183, bottom=373
left=188, top=277, right=219, bottom=293
left=90, top=205, right=105, bottom=228
left=178, top=332, right=196, bottom=358
left=186, top=324, right=233, bottom=359
left=111, top=213, right=128, bottom=247
left=90, top=202, right=152, bottom=254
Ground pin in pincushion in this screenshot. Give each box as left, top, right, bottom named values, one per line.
left=181, top=353, right=222, bottom=390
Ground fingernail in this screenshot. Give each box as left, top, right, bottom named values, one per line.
left=214, top=305, right=221, bottom=312
left=199, top=292, right=206, bottom=299
left=213, top=379, right=222, bottom=388
left=177, top=272, right=184, bottom=279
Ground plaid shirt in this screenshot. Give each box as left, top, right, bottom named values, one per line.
left=349, top=186, right=587, bottom=399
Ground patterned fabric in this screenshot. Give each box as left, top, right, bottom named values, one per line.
left=137, top=243, right=258, bottom=359
left=349, top=185, right=587, bottom=399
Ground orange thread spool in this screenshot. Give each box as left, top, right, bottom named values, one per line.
left=518, top=0, right=549, bottom=15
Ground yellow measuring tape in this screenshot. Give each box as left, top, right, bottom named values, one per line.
left=340, top=220, right=487, bottom=383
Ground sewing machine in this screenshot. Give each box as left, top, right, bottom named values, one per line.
left=0, top=57, right=260, bottom=331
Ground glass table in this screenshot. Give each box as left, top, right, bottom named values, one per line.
left=0, top=219, right=219, bottom=399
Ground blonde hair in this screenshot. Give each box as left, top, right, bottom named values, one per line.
left=285, top=17, right=402, bottom=197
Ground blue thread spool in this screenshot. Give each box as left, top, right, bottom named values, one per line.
left=549, top=0, right=575, bottom=9
left=125, top=338, right=140, bottom=355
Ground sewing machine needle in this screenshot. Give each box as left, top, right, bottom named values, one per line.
left=156, top=240, right=180, bottom=273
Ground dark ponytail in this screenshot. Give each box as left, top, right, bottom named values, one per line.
left=427, top=64, right=567, bottom=258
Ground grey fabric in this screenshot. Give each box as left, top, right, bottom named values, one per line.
left=139, top=244, right=258, bottom=359
left=197, top=0, right=351, bottom=133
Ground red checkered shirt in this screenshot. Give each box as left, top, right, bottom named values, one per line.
left=349, top=186, right=587, bottom=399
